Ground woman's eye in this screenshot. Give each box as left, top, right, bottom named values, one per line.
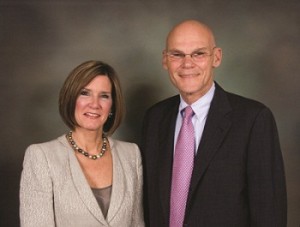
left=101, top=94, right=111, bottom=99
left=80, top=90, right=89, bottom=96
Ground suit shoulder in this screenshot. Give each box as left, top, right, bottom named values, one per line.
left=213, top=84, right=275, bottom=121
left=146, top=95, right=179, bottom=115
left=221, top=91, right=278, bottom=123
left=225, top=91, right=268, bottom=111
left=109, top=138, right=141, bottom=168
left=215, top=83, right=267, bottom=111
left=25, top=135, right=69, bottom=161
left=26, top=135, right=67, bottom=152
left=110, top=138, right=140, bottom=155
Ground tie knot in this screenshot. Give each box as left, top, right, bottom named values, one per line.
left=182, top=106, right=194, bottom=120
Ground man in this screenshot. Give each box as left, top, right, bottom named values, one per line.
left=141, top=20, right=287, bottom=226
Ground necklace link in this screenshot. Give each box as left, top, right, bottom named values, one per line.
left=66, top=131, right=108, bottom=160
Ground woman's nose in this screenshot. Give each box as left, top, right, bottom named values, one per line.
left=89, top=96, right=100, bottom=108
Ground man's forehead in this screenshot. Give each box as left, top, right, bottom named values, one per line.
left=167, top=36, right=211, bottom=50
left=168, top=29, right=211, bottom=44
left=166, top=22, right=214, bottom=48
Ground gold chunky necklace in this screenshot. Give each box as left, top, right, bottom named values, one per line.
left=66, top=131, right=108, bottom=160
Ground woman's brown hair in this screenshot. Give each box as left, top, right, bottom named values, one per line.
left=59, top=60, right=124, bottom=136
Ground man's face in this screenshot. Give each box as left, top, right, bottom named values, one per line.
left=162, top=22, right=222, bottom=104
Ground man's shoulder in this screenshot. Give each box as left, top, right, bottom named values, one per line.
left=225, top=90, right=267, bottom=110
left=215, top=83, right=267, bottom=110
left=147, top=95, right=180, bottom=113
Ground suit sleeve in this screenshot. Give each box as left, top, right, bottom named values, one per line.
left=247, top=107, right=287, bottom=226
left=20, top=145, right=55, bottom=227
left=140, top=110, right=151, bottom=226
left=131, top=144, right=145, bottom=227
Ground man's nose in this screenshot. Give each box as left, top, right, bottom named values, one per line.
left=181, top=54, right=195, bottom=67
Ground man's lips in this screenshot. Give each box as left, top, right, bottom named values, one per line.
left=179, top=73, right=199, bottom=78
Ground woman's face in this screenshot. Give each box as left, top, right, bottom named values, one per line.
left=74, top=75, right=112, bottom=133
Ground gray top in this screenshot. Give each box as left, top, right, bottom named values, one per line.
left=91, top=185, right=112, bottom=219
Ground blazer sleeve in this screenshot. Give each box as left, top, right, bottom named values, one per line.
left=20, top=144, right=55, bottom=227
left=247, top=107, right=287, bottom=226
left=131, top=144, right=145, bottom=227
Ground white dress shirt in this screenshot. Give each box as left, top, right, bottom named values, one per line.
left=174, top=83, right=215, bottom=154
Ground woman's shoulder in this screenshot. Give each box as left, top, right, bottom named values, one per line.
left=109, top=138, right=142, bottom=173
left=25, top=134, right=69, bottom=159
left=27, top=135, right=67, bottom=150
left=109, top=138, right=140, bottom=157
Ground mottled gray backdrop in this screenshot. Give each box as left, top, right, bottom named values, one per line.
left=1, top=0, right=299, bottom=226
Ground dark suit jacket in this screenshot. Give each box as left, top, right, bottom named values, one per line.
left=141, top=83, right=287, bottom=227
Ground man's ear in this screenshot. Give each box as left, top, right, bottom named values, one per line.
left=162, top=50, right=168, bottom=70
left=212, top=47, right=222, bottom=68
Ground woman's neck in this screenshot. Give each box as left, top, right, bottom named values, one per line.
left=72, top=128, right=104, bottom=154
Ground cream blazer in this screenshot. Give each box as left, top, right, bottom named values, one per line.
left=20, top=135, right=144, bottom=227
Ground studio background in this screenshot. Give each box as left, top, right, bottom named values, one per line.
left=1, top=0, right=299, bottom=226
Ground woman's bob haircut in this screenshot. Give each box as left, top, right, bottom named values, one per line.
left=59, top=60, right=124, bottom=136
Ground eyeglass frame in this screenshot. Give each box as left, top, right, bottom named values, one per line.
left=163, top=47, right=217, bottom=62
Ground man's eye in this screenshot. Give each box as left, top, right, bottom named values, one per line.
left=174, top=53, right=184, bottom=57
left=193, top=52, right=205, bottom=57
left=170, top=53, right=184, bottom=58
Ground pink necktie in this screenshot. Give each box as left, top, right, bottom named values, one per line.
left=170, top=106, right=195, bottom=227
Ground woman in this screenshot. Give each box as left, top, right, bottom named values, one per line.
left=20, top=60, right=144, bottom=227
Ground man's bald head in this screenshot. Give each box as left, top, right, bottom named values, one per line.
left=165, top=20, right=216, bottom=50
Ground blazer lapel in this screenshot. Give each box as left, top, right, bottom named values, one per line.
left=187, top=84, right=232, bottom=204
left=64, top=137, right=107, bottom=225
left=157, top=98, right=180, bottom=222
left=105, top=138, right=126, bottom=222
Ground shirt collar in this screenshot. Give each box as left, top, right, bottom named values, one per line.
left=179, top=82, right=215, bottom=118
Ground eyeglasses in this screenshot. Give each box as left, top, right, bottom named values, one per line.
left=164, top=47, right=216, bottom=62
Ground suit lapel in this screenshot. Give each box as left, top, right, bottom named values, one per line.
left=64, top=137, right=107, bottom=225
left=157, top=97, right=180, bottom=222
left=106, top=138, right=126, bottom=222
left=187, top=84, right=232, bottom=205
